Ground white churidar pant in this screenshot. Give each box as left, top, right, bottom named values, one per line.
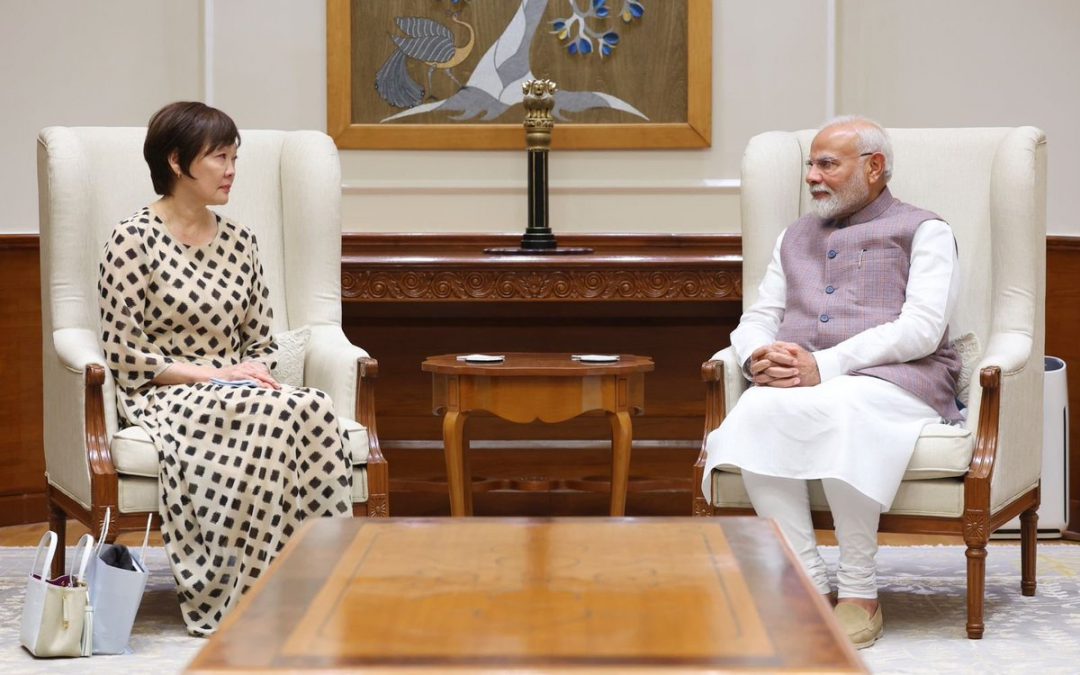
left=743, top=471, right=882, bottom=597
left=702, top=374, right=943, bottom=598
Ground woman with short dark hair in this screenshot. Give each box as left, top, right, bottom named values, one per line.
left=98, top=101, right=351, bottom=636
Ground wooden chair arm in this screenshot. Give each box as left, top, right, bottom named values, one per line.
left=701, top=359, right=723, bottom=382
left=966, top=366, right=1002, bottom=486
left=355, top=356, right=390, bottom=517
left=693, top=359, right=727, bottom=516
left=84, top=364, right=121, bottom=532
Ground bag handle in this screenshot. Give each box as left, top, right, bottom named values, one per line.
left=30, top=531, right=57, bottom=580
left=139, top=513, right=153, bottom=565
left=69, top=533, right=95, bottom=585
left=93, top=507, right=113, bottom=558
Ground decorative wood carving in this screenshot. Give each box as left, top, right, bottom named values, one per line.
left=343, top=268, right=742, bottom=301
left=963, top=509, right=990, bottom=544
left=341, top=233, right=743, bottom=302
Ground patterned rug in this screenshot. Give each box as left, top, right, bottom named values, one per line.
left=1, top=543, right=1078, bottom=673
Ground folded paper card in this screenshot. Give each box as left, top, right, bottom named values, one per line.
left=456, top=354, right=505, bottom=363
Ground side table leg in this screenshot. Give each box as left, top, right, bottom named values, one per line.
left=443, top=410, right=472, bottom=516
left=608, top=410, right=632, bottom=517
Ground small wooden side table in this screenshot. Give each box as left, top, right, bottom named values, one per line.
left=421, top=353, right=654, bottom=516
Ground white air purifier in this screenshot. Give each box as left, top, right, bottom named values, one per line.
left=994, top=356, right=1070, bottom=538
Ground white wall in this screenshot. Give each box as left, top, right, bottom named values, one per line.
left=1, top=0, right=1076, bottom=234
left=837, top=0, right=1078, bottom=235
left=0, top=0, right=202, bottom=233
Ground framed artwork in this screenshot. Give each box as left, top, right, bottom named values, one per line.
left=327, top=0, right=711, bottom=150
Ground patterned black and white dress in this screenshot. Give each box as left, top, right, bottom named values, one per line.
left=98, top=206, right=351, bottom=636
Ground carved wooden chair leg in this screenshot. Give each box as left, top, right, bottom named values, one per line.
left=48, top=498, right=67, bottom=578
left=691, top=461, right=710, bottom=516
left=1020, top=505, right=1039, bottom=596
left=964, top=542, right=987, bottom=639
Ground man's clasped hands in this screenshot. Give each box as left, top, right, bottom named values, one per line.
left=749, top=342, right=821, bottom=388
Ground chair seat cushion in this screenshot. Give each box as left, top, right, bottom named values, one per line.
left=112, top=417, right=371, bottom=478
left=717, top=422, right=973, bottom=480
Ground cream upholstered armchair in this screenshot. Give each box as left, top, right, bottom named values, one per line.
left=38, top=127, right=389, bottom=573
left=693, top=127, right=1047, bottom=639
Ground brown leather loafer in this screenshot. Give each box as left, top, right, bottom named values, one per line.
left=834, top=603, right=883, bottom=649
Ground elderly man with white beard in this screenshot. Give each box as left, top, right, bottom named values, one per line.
left=701, top=116, right=961, bottom=649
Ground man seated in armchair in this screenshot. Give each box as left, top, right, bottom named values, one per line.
left=700, top=115, right=961, bottom=649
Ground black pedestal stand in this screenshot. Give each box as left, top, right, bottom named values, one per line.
left=485, top=79, right=592, bottom=256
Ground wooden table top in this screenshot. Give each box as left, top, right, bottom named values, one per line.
left=187, top=517, right=864, bottom=673
left=422, top=352, right=655, bottom=376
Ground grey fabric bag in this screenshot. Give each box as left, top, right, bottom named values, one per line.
left=86, top=509, right=152, bottom=655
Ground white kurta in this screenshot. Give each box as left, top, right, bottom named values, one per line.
left=703, top=219, right=960, bottom=509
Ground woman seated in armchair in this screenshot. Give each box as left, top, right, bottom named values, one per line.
left=98, top=101, right=352, bottom=636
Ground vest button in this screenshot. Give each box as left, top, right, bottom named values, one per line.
left=819, top=314, right=830, bottom=323
left=826, top=285, right=835, bottom=294
left=827, top=250, right=838, bottom=259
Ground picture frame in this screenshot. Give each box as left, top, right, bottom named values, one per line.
left=327, top=0, right=711, bottom=150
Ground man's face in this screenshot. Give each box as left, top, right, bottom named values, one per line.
left=805, top=127, right=872, bottom=219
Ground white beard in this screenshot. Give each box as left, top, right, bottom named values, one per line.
left=808, top=176, right=871, bottom=219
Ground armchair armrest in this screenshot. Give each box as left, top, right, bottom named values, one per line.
left=965, top=332, right=1042, bottom=514
left=304, top=325, right=370, bottom=420
left=49, top=328, right=120, bottom=516
left=704, top=347, right=748, bottom=418
left=695, top=346, right=746, bottom=516
left=976, top=333, right=1033, bottom=377
left=304, top=323, right=382, bottom=454
left=54, top=327, right=108, bottom=373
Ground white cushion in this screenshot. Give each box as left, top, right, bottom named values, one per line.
left=904, top=423, right=974, bottom=479
left=711, top=470, right=966, bottom=518
left=112, top=414, right=370, bottom=479
left=717, top=421, right=973, bottom=482
left=270, top=325, right=310, bottom=387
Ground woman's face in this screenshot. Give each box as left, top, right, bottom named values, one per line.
left=171, top=143, right=237, bottom=205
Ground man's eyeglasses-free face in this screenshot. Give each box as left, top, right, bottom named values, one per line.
left=805, top=152, right=875, bottom=174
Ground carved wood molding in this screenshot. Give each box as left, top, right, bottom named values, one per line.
left=341, top=233, right=743, bottom=302
left=342, top=268, right=742, bottom=301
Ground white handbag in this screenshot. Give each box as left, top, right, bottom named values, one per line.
left=86, top=508, right=152, bottom=654
left=20, top=532, right=95, bottom=657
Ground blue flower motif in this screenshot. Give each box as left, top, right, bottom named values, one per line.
left=599, top=31, right=619, bottom=57
left=621, top=0, right=644, bottom=23
left=552, top=0, right=643, bottom=58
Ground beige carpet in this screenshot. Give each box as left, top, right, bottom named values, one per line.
left=2, top=543, right=1078, bottom=673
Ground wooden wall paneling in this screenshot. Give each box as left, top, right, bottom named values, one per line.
left=341, top=234, right=742, bottom=514
left=1045, top=236, right=1080, bottom=537
left=0, top=236, right=46, bottom=526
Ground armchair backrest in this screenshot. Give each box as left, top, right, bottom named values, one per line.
left=37, top=126, right=344, bottom=340
left=740, top=126, right=1047, bottom=508
left=37, top=127, right=345, bottom=507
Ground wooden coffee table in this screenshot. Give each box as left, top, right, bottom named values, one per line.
left=187, top=517, right=865, bottom=673
left=421, top=353, right=655, bottom=517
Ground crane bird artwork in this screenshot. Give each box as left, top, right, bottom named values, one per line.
left=375, top=0, right=650, bottom=124
left=375, top=12, right=476, bottom=110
